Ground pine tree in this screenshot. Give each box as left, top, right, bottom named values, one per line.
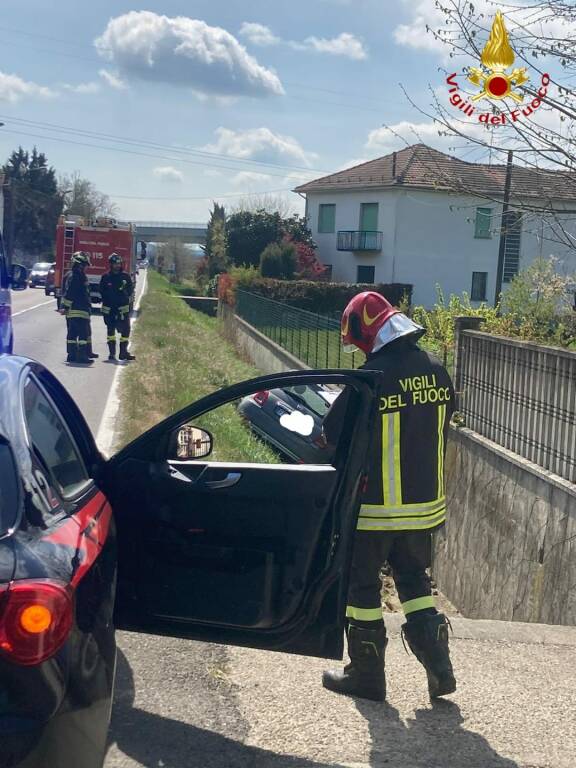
left=2, top=146, right=63, bottom=258
left=203, top=202, right=229, bottom=277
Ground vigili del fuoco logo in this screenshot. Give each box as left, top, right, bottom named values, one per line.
left=446, top=11, right=550, bottom=125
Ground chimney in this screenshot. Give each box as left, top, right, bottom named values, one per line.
left=392, top=152, right=397, bottom=180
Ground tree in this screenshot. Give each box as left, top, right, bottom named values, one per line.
left=2, top=147, right=63, bottom=258
left=402, top=4, right=576, bottom=254
left=260, top=241, right=297, bottom=279
left=157, top=240, right=195, bottom=283
left=59, top=171, right=118, bottom=221
left=232, top=193, right=296, bottom=218
left=203, top=202, right=228, bottom=277
left=227, top=209, right=317, bottom=269
left=227, top=209, right=284, bottom=268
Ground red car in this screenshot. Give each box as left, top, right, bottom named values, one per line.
left=0, top=355, right=378, bottom=768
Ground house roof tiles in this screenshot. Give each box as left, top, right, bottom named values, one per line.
left=294, top=144, right=576, bottom=202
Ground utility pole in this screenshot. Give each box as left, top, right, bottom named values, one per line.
left=494, top=150, right=514, bottom=307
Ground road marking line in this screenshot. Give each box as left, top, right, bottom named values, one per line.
left=96, top=271, right=148, bottom=457
left=13, top=299, right=55, bottom=317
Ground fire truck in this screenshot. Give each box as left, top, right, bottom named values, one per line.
left=54, top=216, right=136, bottom=307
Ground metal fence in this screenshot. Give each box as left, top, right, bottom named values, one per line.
left=236, top=290, right=359, bottom=369
left=456, top=328, right=576, bottom=484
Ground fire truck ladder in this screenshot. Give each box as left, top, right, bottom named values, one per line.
left=63, top=223, right=75, bottom=269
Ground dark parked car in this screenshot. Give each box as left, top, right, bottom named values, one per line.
left=238, top=384, right=340, bottom=463
left=0, top=355, right=378, bottom=768
left=28, top=262, right=54, bottom=288
left=44, top=263, right=56, bottom=296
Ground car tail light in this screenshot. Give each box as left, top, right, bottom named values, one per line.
left=253, top=391, right=270, bottom=407
left=0, top=581, right=73, bottom=666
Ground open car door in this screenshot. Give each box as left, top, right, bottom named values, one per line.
left=103, top=370, right=379, bottom=660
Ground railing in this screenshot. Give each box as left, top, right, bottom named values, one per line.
left=455, top=324, right=576, bottom=484
left=235, top=291, right=359, bottom=369
left=131, top=221, right=207, bottom=229
left=337, top=231, right=383, bottom=251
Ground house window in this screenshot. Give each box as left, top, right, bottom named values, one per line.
left=318, top=204, right=336, bottom=233
left=474, top=207, right=492, bottom=238
left=357, top=266, right=375, bottom=284
left=503, top=211, right=522, bottom=283
left=471, top=272, right=488, bottom=301
left=360, top=203, right=379, bottom=231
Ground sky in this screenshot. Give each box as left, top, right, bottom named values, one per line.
left=0, top=0, right=566, bottom=222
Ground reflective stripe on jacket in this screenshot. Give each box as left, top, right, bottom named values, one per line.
left=99, top=271, right=133, bottom=320
left=324, top=338, right=455, bottom=533
left=62, top=270, right=91, bottom=316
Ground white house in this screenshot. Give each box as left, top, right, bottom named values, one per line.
left=294, top=144, right=576, bottom=307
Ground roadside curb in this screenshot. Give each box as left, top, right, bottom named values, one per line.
left=96, top=270, right=148, bottom=457
left=383, top=612, right=576, bottom=647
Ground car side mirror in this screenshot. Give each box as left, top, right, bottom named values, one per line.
left=170, top=425, right=213, bottom=460
left=10, top=264, right=28, bottom=291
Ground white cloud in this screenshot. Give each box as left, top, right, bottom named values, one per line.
left=303, top=33, right=367, bottom=60
left=366, top=119, right=486, bottom=154
left=203, top=127, right=316, bottom=167
left=239, top=22, right=367, bottom=59
left=0, top=71, right=55, bottom=102
left=63, top=82, right=101, bottom=94
left=203, top=169, right=223, bottom=178
left=99, top=69, right=127, bottom=90
left=95, top=11, right=284, bottom=98
left=239, top=22, right=280, bottom=47
left=232, top=171, right=273, bottom=187
left=394, top=0, right=572, bottom=59
left=153, top=165, right=184, bottom=182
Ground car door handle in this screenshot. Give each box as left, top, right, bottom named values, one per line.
left=204, top=472, right=242, bottom=490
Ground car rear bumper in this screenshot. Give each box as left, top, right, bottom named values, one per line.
left=2, top=698, right=112, bottom=768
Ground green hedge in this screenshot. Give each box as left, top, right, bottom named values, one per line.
left=237, top=278, right=412, bottom=314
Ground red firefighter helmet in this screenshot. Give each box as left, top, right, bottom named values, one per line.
left=341, top=292, right=399, bottom=355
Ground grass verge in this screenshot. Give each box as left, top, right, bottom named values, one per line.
left=116, top=270, right=278, bottom=463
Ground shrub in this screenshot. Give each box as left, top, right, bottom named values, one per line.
left=231, top=277, right=412, bottom=314
left=260, top=241, right=296, bottom=279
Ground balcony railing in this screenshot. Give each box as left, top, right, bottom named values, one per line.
left=337, top=230, right=383, bottom=251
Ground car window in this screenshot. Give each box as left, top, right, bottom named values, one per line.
left=173, top=382, right=344, bottom=465
left=23, top=376, right=90, bottom=498
left=32, top=263, right=52, bottom=270
left=0, top=441, right=19, bottom=537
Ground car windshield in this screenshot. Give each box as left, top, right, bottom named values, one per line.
left=32, top=263, right=52, bottom=271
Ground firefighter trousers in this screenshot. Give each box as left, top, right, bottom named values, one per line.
left=346, top=530, right=436, bottom=631
left=66, top=317, right=91, bottom=360
left=105, top=316, right=131, bottom=343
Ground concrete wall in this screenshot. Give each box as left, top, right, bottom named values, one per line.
left=306, top=189, right=576, bottom=308
left=436, top=426, right=576, bottom=626
left=220, top=303, right=309, bottom=373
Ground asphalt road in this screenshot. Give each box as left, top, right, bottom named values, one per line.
left=11, top=281, right=576, bottom=768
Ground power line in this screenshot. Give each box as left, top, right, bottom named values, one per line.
left=0, top=115, right=326, bottom=176
left=0, top=127, right=317, bottom=182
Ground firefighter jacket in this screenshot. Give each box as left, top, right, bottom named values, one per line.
left=61, top=270, right=91, bottom=319
left=99, top=271, right=133, bottom=321
left=324, top=338, right=455, bottom=533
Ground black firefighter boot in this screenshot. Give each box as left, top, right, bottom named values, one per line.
left=76, top=345, right=94, bottom=366
left=119, top=341, right=135, bottom=361
left=322, top=625, right=387, bottom=701
left=107, top=340, right=117, bottom=361
left=402, top=613, right=456, bottom=699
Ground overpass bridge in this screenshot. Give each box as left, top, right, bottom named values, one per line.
left=132, top=221, right=208, bottom=245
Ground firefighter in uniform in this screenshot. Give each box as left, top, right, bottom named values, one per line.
left=322, top=292, right=456, bottom=702
left=99, top=253, right=135, bottom=361
left=60, top=251, right=94, bottom=365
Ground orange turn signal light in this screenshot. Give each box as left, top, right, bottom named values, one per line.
left=19, top=605, right=53, bottom=634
